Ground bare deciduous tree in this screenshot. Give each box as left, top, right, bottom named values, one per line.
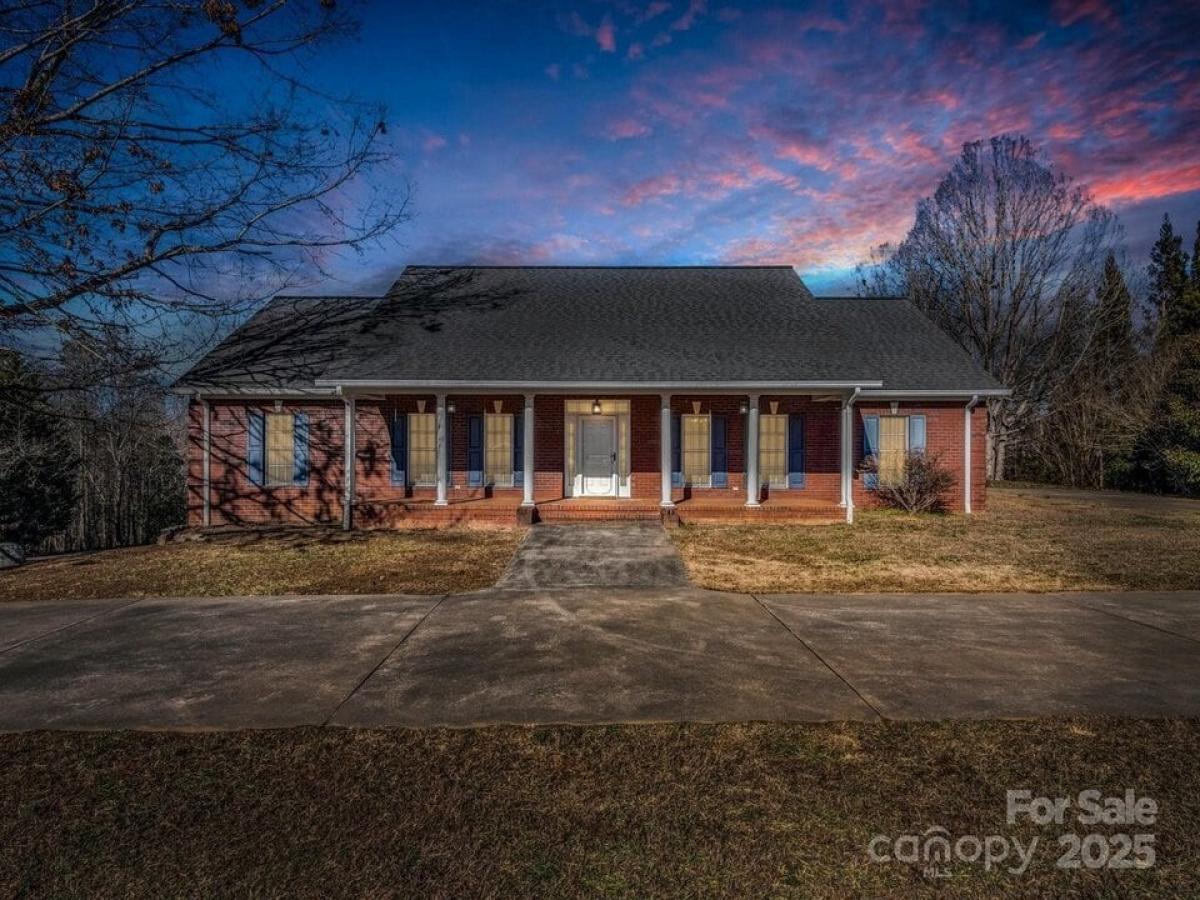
left=0, top=0, right=408, bottom=377
left=858, top=135, right=1122, bottom=480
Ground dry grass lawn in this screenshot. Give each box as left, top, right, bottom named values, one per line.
left=2, top=719, right=1197, bottom=897
left=674, top=485, right=1200, bottom=593
left=0, top=528, right=526, bottom=601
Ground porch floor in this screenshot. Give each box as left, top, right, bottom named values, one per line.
left=357, top=493, right=845, bottom=526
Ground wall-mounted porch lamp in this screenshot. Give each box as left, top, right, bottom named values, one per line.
left=739, top=401, right=749, bottom=414
left=591, top=399, right=602, bottom=415
left=446, top=400, right=456, bottom=414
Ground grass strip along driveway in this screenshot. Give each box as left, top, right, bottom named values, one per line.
left=0, top=528, right=525, bottom=601
left=674, top=485, right=1200, bottom=593
left=3, top=720, right=1198, bottom=897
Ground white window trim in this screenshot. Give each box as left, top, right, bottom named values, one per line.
left=680, top=412, right=712, bottom=488
left=264, top=412, right=295, bottom=487
left=877, top=414, right=910, bottom=487
left=759, top=413, right=789, bottom=489
left=408, top=412, right=437, bottom=487
left=484, top=412, right=515, bottom=488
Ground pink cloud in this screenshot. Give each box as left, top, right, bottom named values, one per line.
left=544, top=63, right=561, bottom=81
left=607, top=117, right=652, bottom=140
left=671, top=0, right=707, bottom=31
left=622, top=173, right=684, bottom=205
left=642, top=1, right=671, bottom=22
left=596, top=15, right=616, bottom=52
left=627, top=42, right=645, bottom=61
left=1018, top=31, right=1046, bottom=50
left=1054, top=0, right=1116, bottom=27
left=1092, top=163, right=1200, bottom=205
left=422, top=133, right=447, bottom=153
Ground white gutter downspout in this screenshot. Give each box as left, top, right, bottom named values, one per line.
left=200, top=397, right=211, bottom=528
left=842, top=387, right=861, bottom=523
left=964, top=394, right=981, bottom=515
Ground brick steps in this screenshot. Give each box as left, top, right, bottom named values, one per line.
left=536, top=502, right=660, bottom=523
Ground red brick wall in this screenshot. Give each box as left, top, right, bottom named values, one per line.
left=756, top=396, right=843, bottom=503
left=533, top=395, right=565, bottom=501
left=187, top=394, right=988, bottom=525
left=187, top=399, right=345, bottom=526
left=667, top=396, right=747, bottom=501
left=850, top=400, right=986, bottom=514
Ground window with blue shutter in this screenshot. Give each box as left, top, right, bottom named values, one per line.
left=787, top=414, right=806, bottom=488
left=389, top=412, right=407, bottom=486
left=247, top=409, right=264, bottom=487
left=292, top=412, right=309, bottom=487
left=711, top=415, right=727, bottom=487
left=467, top=414, right=483, bottom=486
left=512, top=413, right=524, bottom=487
left=908, top=414, right=927, bottom=455
left=863, top=414, right=880, bottom=489
left=671, top=413, right=683, bottom=487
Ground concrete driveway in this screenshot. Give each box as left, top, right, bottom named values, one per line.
left=1, top=588, right=1198, bottom=730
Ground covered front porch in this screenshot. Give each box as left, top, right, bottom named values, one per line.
left=338, top=387, right=869, bottom=527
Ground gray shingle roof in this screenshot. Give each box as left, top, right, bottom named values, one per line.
left=175, top=266, right=1005, bottom=394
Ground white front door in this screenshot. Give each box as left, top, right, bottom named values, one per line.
left=580, top=416, right=617, bottom=496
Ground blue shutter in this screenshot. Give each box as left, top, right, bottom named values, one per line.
left=788, top=414, right=806, bottom=488
left=711, top=415, right=728, bottom=487
left=908, top=414, right=927, bottom=454
left=671, top=413, right=682, bottom=487
left=292, top=412, right=309, bottom=487
left=389, top=412, right=407, bottom=486
left=467, top=414, right=483, bottom=486
left=247, top=409, right=264, bottom=487
left=512, top=414, right=524, bottom=487
left=863, top=414, right=879, bottom=490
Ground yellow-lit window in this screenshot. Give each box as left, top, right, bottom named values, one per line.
left=265, top=413, right=294, bottom=485
left=485, top=413, right=513, bottom=486
left=408, top=413, right=436, bottom=485
left=878, top=416, right=909, bottom=486
left=759, top=414, right=787, bottom=487
left=681, top=414, right=710, bottom=486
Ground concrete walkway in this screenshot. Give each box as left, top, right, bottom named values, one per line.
left=0, top=588, right=1198, bottom=730
left=496, top=524, right=689, bottom=589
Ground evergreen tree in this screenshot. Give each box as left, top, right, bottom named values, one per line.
left=1093, top=253, right=1137, bottom=379
left=1147, top=214, right=1190, bottom=340
left=0, top=352, right=75, bottom=548
left=1183, top=219, right=1200, bottom=335
left=1193, top=220, right=1200, bottom=288
left=1133, top=336, right=1200, bottom=496
left=1128, top=218, right=1200, bottom=496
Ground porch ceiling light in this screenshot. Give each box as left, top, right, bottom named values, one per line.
left=592, top=398, right=602, bottom=415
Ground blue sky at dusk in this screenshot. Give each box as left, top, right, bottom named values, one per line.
left=306, top=0, right=1200, bottom=295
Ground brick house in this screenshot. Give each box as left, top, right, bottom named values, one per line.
left=175, top=266, right=1007, bottom=527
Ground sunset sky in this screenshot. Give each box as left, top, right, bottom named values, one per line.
left=312, top=0, right=1200, bottom=294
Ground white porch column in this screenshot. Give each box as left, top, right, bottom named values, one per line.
left=342, top=396, right=356, bottom=531
left=745, top=394, right=760, bottom=507
left=200, top=398, right=211, bottom=527
left=659, top=393, right=674, bottom=508
left=435, top=393, right=448, bottom=506
left=522, top=393, right=535, bottom=506
left=841, top=398, right=854, bottom=523
left=964, top=395, right=980, bottom=515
